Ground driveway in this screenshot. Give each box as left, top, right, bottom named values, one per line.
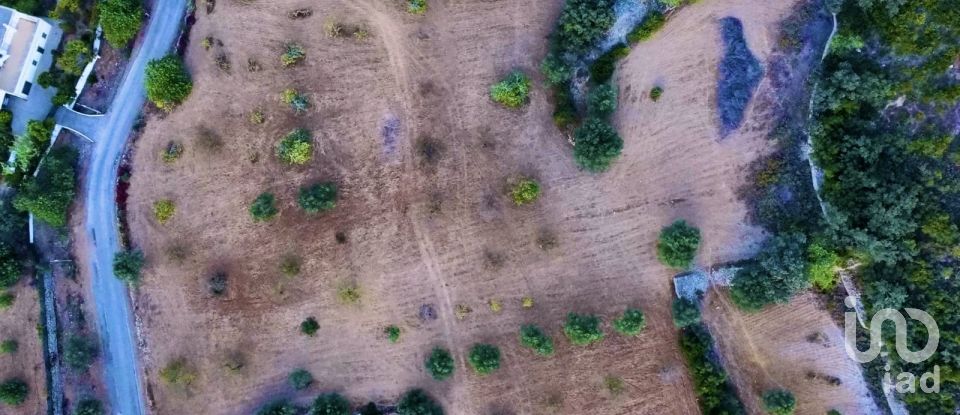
left=77, top=1, right=186, bottom=414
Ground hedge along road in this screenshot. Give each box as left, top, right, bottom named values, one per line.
left=78, top=0, right=186, bottom=413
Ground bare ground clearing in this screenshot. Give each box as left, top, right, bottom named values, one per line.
left=0, top=279, right=46, bottom=415
left=121, top=0, right=858, bottom=413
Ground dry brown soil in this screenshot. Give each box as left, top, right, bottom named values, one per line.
left=0, top=280, right=47, bottom=415
left=120, top=0, right=868, bottom=413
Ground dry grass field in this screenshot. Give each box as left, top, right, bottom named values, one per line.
left=0, top=281, right=47, bottom=415
left=120, top=0, right=870, bottom=413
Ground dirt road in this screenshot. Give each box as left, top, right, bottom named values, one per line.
left=78, top=1, right=186, bottom=413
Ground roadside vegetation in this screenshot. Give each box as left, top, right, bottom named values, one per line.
left=112, top=249, right=144, bottom=284
left=145, top=55, right=193, bottom=110
left=13, top=147, right=78, bottom=227
left=99, top=0, right=144, bottom=47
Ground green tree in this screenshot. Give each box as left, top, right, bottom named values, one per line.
left=397, top=389, right=443, bottom=415
left=0, top=245, right=22, bottom=288
left=0, top=292, right=14, bottom=310
left=588, top=83, right=617, bottom=117
left=467, top=343, right=500, bottom=375
left=563, top=312, right=603, bottom=346
left=807, top=241, right=839, bottom=290
left=612, top=308, right=646, bottom=336
left=509, top=178, right=540, bottom=205
left=99, top=0, right=144, bottom=47
left=310, top=392, right=350, bottom=415
left=63, top=335, right=98, bottom=370
left=519, top=325, right=554, bottom=356
left=57, top=39, right=92, bottom=76
left=385, top=325, right=401, bottom=343
left=540, top=53, right=571, bottom=85
left=553, top=0, right=616, bottom=53
left=112, top=250, right=144, bottom=284
left=573, top=118, right=623, bottom=172
left=25, top=119, right=54, bottom=142
left=288, top=368, right=313, bottom=390
left=762, top=389, right=796, bottom=415
left=298, top=182, right=337, bottom=213
left=13, top=147, right=78, bottom=227
left=300, top=317, right=319, bottom=336
left=424, top=347, right=454, bottom=380
left=145, top=55, right=193, bottom=110
left=489, top=71, right=531, bottom=108
left=730, top=233, right=808, bottom=311
left=656, top=220, right=701, bottom=269
left=73, top=399, right=105, bottom=415
left=627, top=11, right=666, bottom=44
left=0, top=378, right=27, bottom=405
left=277, top=129, right=313, bottom=165
left=250, top=192, right=278, bottom=222
left=672, top=298, right=700, bottom=328
left=256, top=401, right=299, bottom=415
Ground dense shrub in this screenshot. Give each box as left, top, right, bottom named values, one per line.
left=281, top=43, right=306, bottom=67
left=0, top=339, right=17, bottom=354
left=563, top=312, right=603, bottom=346
left=300, top=317, right=319, bottom=336
left=385, top=325, right=401, bottom=343
left=145, top=55, right=193, bottom=110
left=64, top=335, right=98, bottom=370
left=519, top=325, right=554, bottom=356
left=656, top=220, right=701, bottom=269
left=276, top=129, right=313, bottom=165
left=612, top=308, right=646, bottom=336
left=467, top=343, right=501, bottom=375
left=572, top=118, right=623, bottom=172
left=249, top=192, right=278, bottom=222
left=153, top=200, right=175, bottom=224
left=281, top=89, right=310, bottom=113
left=397, top=389, right=444, bottom=415
left=0, top=245, right=22, bottom=288
left=73, top=399, right=105, bottom=415
left=587, top=83, right=617, bottom=117
left=589, top=43, right=630, bottom=84
left=806, top=241, right=839, bottom=290
left=0, top=292, right=14, bottom=310
left=730, top=232, right=808, bottom=311
left=509, top=178, right=540, bottom=205
left=407, top=0, right=427, bottom=15
left=311, top=393, right=350, bottom=415
left=425, top=347, right=454, bottom=380
left=13, top=147, right=78, bottom=227
left=552, top=0, right=616, bottom=53
left=717, top=17, right=762, bottom=135
left=762, top=389, right=796, bottom=415
left=288, top=368, right=313, bottom=390
left=650, top=86, right=663, bottom=101
left=112, top=250, right=144, bottom=284
left=159, top=358, right=197, bottom=386
left=0, top=378, right=27, bottom=405
left=490, top=71, right=531, bottom=108
left=99, top=0, right=144, bottom=47
left=540, top=53, right=571, bottom=85
left=672, top=298, right=700, bottom=328
left=58, top=39, right=92, bottom=76
left=256, top=401, right=299, bottom=415
left=298, top=182, right=337, bottom=213
left=552, top=84, right=578, bottom=130
left=679, top=326, right=745, bottom=414
left=626, top=11, right=665, bottom=44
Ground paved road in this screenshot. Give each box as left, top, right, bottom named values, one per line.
left=80, top=1, right=185, bottom=414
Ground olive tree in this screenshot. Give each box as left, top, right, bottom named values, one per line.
left=573, top=118, right=623, bottom=172
left=656, top=220, right=701, bottom=269
left=467, top=343, right=501, bottom=375
left=298, top=182, right=337, bottom=213
left=424, top=347, right=454, bottom=380
left=563, top=313, right=603, bottom=346
left=144, top=55, right=193, bottom=110
left=112, top=250, right=144, bottom=284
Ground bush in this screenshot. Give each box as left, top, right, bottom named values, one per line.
left=280, top=256, right=300, bottom=277
left=467, top=343, right=501, bottom=375
left=0, top=378, right=27, bottom=405
left=58, top=39, right=92, bottom=76
left=563, top=312, right=603, bottom=346
left=656, top=220, right=701, bottom=269
left=0, top=245, right=22, bottom=288
left=604, top=376, right=625, bottom=395
left=300, top=317, right=319, bottom=336
left=519, top=325, right=554, bottom=356
left=807, top=241, right=839, bottom=290
left=64, top=335, right=98, bottom=370
left=588, top=83, right=617, bottom=117
left=650, top=86, right=663, bottom=101
left=73, top=399, right=104, bottom=415
left=99, top=0, right=144, bottom=47
left=626, top=10, right=665, bottom=44
left=0, top=339, right=17, bottom=354
left=762, top=389, right=796, bottom=415
left=112, top=250, right=144, bottom=284
left=159, top=358, right=197, bottom=386
left=153, top=199, right=175, bottom=224
left=397, top=389, right=443, bottom=415
left=256, top=401, right=299, bottom=415
left=572, top=118, right=623, bottom=172
left=0, top=292, right=14, bottom=310
left=730, top=232, right=808, bottom=311
left=509, top=178, right=540, bottom=205
left=311, top=393, right=350, bottom=415
left=161, top=141, right=183, bottom=163
left=280, top=89, right=309, bottom=113
left=336, top=281, right=361, bottom=304
left=679, top=326, right=745, bottom=414
left=589, top=43, right=630, bottom=84
left=298, top=182, right=337, bottom=213
left=145, top=55, right=193, bottom=110
left=553, top=0, right=616, bottom=53
left=425, top=347, right=454, bottom=380
left=672, top=298, right=700, bottom=328
left=407, top=0, right=427, bottom=15
left=385, top=325, right=401, bottom=343
left=612, top=308, right=646, bottom=336
left=540, top=53, right=571, bottom=85
left=276, top=128, right=313, bottom=165
left=288, top=368, right=313, bottom=390
left=249, top=109, right=265, bottom=125
left=360, top=402, right=383, bottom=415
left=280, top=43, right=305, bottom=67
left=249, top=192, right=278, bottom=222
left=552, top=84, right=578, bottom=130
left=490, top=71, right=531, bottom=108
left=717, top=17, right=762, bottom=135
left=13, top=147, right=78, bottom=227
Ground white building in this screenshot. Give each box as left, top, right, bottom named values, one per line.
left=0, top=5, right=51, bottom=103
